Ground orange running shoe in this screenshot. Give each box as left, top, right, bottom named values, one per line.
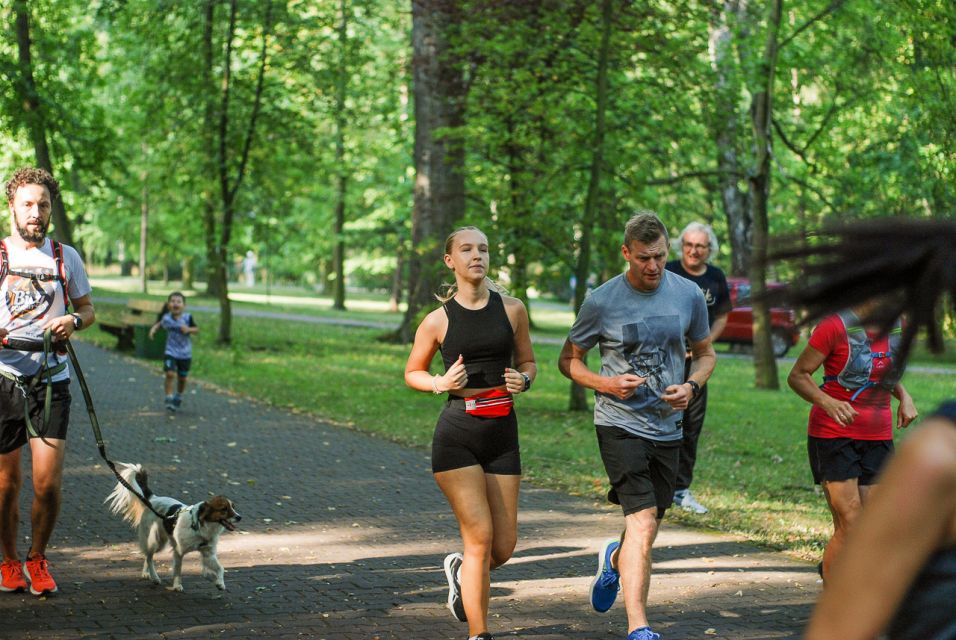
left=23, top=554, right=57, bottom=595
left=0, top=559, right=27, bottom=592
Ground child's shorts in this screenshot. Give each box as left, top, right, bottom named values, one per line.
left=163, top=356, right=192, bottom=377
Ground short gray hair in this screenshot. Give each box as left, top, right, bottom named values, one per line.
left=676, top=221, right=719, bottom=258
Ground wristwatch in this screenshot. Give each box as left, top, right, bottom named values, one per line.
left=70, top=313, right=83, bottom=330
left=520, top=372, right=532, bottom=392
left=685, top=380, right=700, bottom=398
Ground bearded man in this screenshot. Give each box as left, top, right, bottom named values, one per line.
left=0, top=167, right=94, bottom=596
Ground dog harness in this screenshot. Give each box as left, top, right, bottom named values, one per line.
left=822, top=310, right=904, bottom=401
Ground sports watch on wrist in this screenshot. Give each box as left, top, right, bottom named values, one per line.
left=520, top=372, right=532, bottom=392
left=70, top=313, right=83, bottom=330
left=685, top=380, right=700, bottom=398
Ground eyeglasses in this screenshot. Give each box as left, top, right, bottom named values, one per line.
left=682, top=243, right=709, bottom=252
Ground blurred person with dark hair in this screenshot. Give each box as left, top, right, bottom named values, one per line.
left=769, top=218, right=956, bottom=640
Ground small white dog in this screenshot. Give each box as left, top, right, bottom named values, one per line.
left=105, top=462, right=241, bottom=592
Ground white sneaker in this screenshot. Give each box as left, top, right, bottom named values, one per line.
left=674, top=489, right=708, bottom=514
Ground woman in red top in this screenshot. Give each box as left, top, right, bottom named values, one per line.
left=788, top=302, right=917, bottom=582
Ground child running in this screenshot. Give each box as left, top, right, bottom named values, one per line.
left=149, top=292, right=198, bottom=411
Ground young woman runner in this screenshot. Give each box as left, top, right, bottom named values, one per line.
left=405, top=226, right=536, bottom=640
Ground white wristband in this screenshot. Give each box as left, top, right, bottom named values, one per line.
left=431, top=375, right=442, bottom=395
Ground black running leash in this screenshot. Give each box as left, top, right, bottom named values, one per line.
left=62, top=339, right=174, bottom=524
left=1, top=334, right=171, bottom=524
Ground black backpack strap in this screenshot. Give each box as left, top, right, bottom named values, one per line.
left=51, top=240, right=70, bottom=310
left=0, top=239, right=7, bottom=289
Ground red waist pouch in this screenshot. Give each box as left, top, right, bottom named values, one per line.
left=464, top=388, right=514, bottom=418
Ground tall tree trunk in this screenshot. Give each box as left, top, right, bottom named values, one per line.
left=709, top=0, right=751, bottom=276
left=201, top=0, right=220, bottom=299
left=13, top=0, right=73, bottom=246
left=331, top=0, right=349, bottom=311
left=569, top=0, right=612, bottom=411
left=395, top=0, right=467, bottom=343
left=202, top=0, right=272, bottom=343
left=748, top=0, right=783, bottom=389
left=139, top=180, right=149, bottom=293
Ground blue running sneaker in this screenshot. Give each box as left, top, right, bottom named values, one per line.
left=590, top=538, right=621, bottom=612
left=626, top=626, right=661, bottom=640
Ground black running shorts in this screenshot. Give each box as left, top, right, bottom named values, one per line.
left=431, top=398, right=521, bottom=475
left=0, top=377, right=72, bottom=453
left=596, top=424, right=680, bottom=518
left=807, top=436, right=893, bottom=485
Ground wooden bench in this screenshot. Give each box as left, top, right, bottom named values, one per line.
left=99, top=299, right=167, bottom=351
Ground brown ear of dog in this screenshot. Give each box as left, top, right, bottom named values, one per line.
left=199, top=496, right=240, bottom=528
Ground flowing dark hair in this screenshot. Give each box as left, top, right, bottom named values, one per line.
left=768, top=217, right=956, bottom=365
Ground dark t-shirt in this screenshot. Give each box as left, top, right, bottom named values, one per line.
left=665, top=260, right=731, bottom=329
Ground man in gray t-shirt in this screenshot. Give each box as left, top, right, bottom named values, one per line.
left=559, top=211, right=716, bottom=640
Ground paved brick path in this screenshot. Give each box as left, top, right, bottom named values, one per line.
left=1, top=342, right=818, bottom=639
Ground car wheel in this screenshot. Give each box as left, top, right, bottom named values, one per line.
left=772, top=330, right=790, bottom=358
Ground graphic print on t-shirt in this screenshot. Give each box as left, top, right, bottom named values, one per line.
left=4, top=269, right=55, bottom=325
left=621, top=315, right=677, bottom=402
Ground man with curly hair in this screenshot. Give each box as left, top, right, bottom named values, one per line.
left=0, top=167, right=95, bottom=596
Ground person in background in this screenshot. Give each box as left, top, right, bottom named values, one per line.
left=665, top=222, right=731, bottom=514
left=404, top=226, right=536, bottom=640
left=558, top=211, right=716, bottom=640
left=788, top=300, right=916, bottom=582
left=149, top=291, right=198, bottom=412
left=769, top=218, right=955, bottom=640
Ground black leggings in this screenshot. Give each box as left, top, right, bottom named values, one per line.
left=431, top=398, right=521, bottom=475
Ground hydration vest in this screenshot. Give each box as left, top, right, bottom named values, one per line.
left=822, top=310, right=904, bottom=402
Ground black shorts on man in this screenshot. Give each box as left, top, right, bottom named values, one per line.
left=431, top=399, right=520, bottom=475
left=807, top=436, right=893, bottom=485
left=596, top=424, right=680, bottom=518
left=0, top=378, right=71, bottom=453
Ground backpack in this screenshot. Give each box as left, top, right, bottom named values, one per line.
left=823, top=310, right=904, bottom=401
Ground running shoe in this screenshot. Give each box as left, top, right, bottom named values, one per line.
left=590, top=538, right=621, bottom=612
left=23, top=554, right=57, bottom=596
left=626, top=626, right=661, bottom=640
left=164, top=395, right=176, bottom=412
left=474, top=634, right=495, bottom=640
left=443, top=552, right=466, bottom=622
left=673, top=489, right=708, bottom=514
left=0, top=559, right=27, bottom=592
left=172, top=394, right=182, bottom=408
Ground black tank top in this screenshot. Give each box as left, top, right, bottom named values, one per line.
left=441, top=290, right=514, bottom=389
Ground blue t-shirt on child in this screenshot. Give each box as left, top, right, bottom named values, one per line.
left=160, top=312, right=196, bottom=360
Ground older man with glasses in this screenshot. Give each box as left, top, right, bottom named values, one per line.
left=664, top=222, right=731, bottom=514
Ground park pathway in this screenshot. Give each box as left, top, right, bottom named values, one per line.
left=1, top=342, right=818, bottom=639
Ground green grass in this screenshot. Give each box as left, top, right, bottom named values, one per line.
left=81, top=289, right=954, bottom=561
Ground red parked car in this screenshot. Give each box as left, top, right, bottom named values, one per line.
left=716, top=277, right=801, bottom=358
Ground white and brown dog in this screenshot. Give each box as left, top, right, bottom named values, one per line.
left=105, top=462, right=240, bottom=592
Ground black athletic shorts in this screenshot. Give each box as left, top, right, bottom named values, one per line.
left=0, top=377, right=72, bottom=454
left=431, top=397, right=521, bottom=475
left=807, top=436, right=894, bottom=485
left=596, top=424, right=680, bottom=518
left=163, top=356, right=191, bottom=377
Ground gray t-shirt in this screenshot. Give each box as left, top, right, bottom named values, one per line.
left=160, top=312, right=196, bottom=360
left=568, top=270, right=709, bottom=441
